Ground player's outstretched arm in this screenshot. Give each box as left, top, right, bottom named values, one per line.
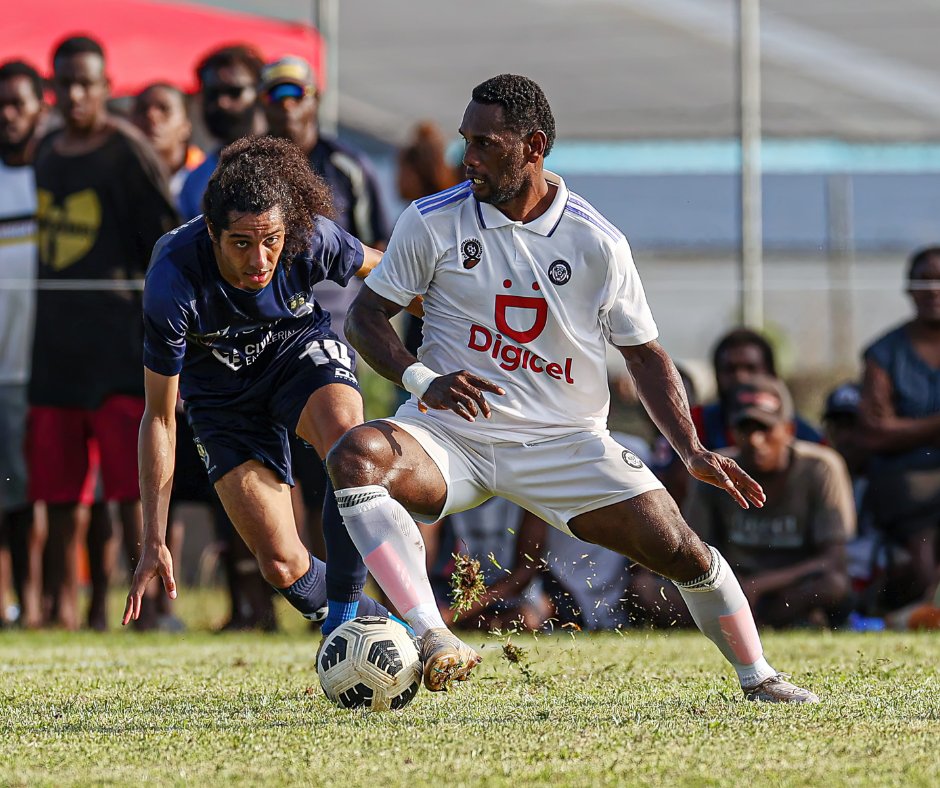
left=618, top=341, right=765, bottom=510
left=123, top=368, right=180, bottom=625
left=346, top=286, right=503, bottom=421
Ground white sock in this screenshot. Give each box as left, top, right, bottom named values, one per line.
left=674, top=545, right=777, bottom=688
left=335, top=485, right=446, bottom=637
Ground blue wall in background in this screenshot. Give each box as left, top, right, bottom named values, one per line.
left=344, top=131, right=940, bottom=254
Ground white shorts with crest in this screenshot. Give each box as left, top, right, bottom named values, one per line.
left=385, top=401, right=664, bottom=536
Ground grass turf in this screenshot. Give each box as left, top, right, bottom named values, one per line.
left=0, top=592, right=937, bottom=786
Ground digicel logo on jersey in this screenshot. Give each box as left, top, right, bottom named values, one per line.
left=466, top=278, right=574, bottom=383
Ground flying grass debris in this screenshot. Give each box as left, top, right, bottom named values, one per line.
left=450, top=552, right=486, bottom=617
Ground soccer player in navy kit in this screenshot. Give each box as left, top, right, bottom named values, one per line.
left=123, top=136, right=394, bottom=629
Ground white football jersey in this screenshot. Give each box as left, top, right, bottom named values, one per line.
left=366, top=171, right=658, bottom=440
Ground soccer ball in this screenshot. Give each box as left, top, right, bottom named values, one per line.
left=317, top=616, right=421, bottom=711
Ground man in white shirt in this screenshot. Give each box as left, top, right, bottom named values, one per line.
left=326, top=74, right=818, bottom=703
left=0, top=60, right=45, bottom=627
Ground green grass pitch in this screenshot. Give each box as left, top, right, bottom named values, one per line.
left=0, top=591, right=938, bottom=786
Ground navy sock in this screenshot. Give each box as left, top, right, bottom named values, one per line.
left=275, top=552, right=327, bottom=620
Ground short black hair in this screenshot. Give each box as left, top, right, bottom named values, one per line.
left=0, top=60, right=44, bottom=102
left=712, top=328, right=777, bottom=377
left=136, top=82, right=185, bottom=101
left=203, top=135, right=334, bottom=266
left=134, top=82, right=188, bottom=114
left=471, top=74, right=556, bottom=157
left=196, top=44, right=264, bottom=87
left=907, top=245, right=940, bottom=280
left=52, top=35, right=105, bottom=66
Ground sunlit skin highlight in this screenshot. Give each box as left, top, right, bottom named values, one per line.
left=732, top=420, right=794, bottom=474
left=459, top=101, right=553, bottom=223
left=208, top=207, right=286, bottom=291
left=716, top=344, right=769, bottom=397
left=53, top=52, right=109, bottom=135
left=908, top=254, right=940, bottom=327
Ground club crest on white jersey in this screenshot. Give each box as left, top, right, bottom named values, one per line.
left=366, top=172, right=659, bottom=440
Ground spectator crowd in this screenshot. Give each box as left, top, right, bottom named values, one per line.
left=1, top=34, right=938, bottom=635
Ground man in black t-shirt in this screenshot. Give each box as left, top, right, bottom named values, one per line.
left=29, top=36, right=177, bottom=630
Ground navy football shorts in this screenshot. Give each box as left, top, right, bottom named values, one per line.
left=185, top=338, right=360, bottom=486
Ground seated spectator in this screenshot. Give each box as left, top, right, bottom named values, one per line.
left=542, top=432, right=649, bottom=631
left=433, top=486, right=637, bottom=634
left=434, top=497, right=549, bottom=632
left=649, top=329, right=823, bottom=510
left=822, top=383, right=881, bottom=599
left=693, top=328, right=823, bottom=450
left=428, top=365, right=651, bottom=633
left=859, top=246, right=940, bottom=608
left=631, top=376, right=854, bottom=628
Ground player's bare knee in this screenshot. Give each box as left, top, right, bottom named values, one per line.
left=258, top=552, right=307, bottom=589
left=652, top=523, right=710, bottom=582
left=326, top=425, right=391, bottom=488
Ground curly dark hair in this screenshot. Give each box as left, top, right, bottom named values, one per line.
left=471, top=74, right=556, bottom=157
left=203, top=135, right=334, bottom=265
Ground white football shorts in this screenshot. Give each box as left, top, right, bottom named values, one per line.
left=384, top=401, right=664, bottom=536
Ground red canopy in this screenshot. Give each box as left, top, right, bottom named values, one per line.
left=4, top=0, right=324, bottom=96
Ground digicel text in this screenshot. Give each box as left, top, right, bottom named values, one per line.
left=468, top=324, right=574, bottom=383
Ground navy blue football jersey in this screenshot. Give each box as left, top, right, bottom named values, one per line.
left=143, top=216, right=363, bottom=404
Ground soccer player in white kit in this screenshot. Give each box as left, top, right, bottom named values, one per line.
left=326, top=74, right=818, bottom=702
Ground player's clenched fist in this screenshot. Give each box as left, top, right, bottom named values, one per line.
left=122, top=542, right=177, bottom=626
left=421, top=371, right=504, bottom=421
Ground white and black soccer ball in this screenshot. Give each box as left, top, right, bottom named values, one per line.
left=317, top=616, right=421, bottom=711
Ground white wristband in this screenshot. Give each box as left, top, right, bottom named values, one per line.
left=401, top=362, right=441, bottom=399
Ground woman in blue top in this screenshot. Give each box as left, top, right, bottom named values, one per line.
left=861, top=246, right=940, bottom=603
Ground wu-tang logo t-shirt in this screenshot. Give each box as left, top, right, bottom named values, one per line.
left=37, top=188, right=101, bottom=271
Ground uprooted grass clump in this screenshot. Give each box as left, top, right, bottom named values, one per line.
left=449, top=552, right=486, bottom=618
left=501, top=638, right=535, bottom=682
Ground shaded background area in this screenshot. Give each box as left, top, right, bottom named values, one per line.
left=175, top=0, right=940, bottom=377
left=9, top=0, right=939, bottom=371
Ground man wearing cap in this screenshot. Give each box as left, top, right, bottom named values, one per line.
left=260, top=56, right=391, bottom=262
left=680, top=375, right=856, bottom=627
left=823, top=382, right=869, bottom=508
left=822, top=382, right=889, bottom=611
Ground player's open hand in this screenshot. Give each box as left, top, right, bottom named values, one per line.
left=686, top=450, right=766, bottom=510
left=122, top=542, right=177, bottom=626
left=420, top=370, right=504, bottom=421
